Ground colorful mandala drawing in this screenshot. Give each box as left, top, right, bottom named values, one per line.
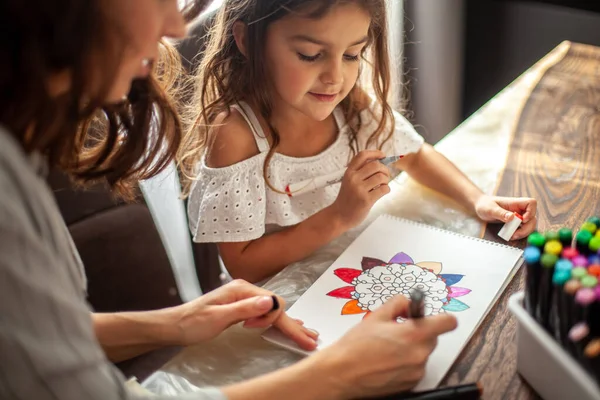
left=326, top=252, right=472, bottom=320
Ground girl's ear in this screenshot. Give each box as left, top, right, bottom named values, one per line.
left=232, top=21, right=248, bottom=58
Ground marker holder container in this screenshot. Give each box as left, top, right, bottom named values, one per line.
left=509, top=292, right=600, bottom=400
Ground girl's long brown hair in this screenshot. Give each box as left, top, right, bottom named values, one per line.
left=0, top=0, right=210, bottom=199
left=179, top=0, right=395, bottom=195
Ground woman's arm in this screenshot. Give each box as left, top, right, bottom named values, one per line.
left=94, top=280, right=318, bottom=362
left=223, top=295, right=457, bottom=400
left=92, top=309, right=181, bottom=362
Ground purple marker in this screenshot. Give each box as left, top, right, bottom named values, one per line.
left=589, top=255, right=600, bottom=266
left=573, top=255, right=589, bottom=268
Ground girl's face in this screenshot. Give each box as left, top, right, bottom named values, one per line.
left=264, top=3, right=371, bottom=121
left=101, top=0, right=187, bottom=102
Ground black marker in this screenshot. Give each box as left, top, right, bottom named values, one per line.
left=373, top=382, right=483, bottom=400
left=270, top=295, right=280, bottom=312
left=523, top=246, right=542, bottom=316
left=538, top=253, right=557, bottom=331
left=409, top=288, right=425, bottom=319
left=569, top=323, right=592, bottom=372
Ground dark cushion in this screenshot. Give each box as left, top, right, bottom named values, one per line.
left=48, top=169, right=123, bottom=226
left=69, top=203, right=182, bottom=312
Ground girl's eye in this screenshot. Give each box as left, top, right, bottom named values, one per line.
left=344, top=54, right=360, bottom=62
left=297, top=52, right=321, bottom=62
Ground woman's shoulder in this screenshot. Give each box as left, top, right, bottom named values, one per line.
left=205, top=107, right=262, bottom=169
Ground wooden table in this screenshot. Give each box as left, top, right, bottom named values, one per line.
left=442, top=41, right=600, bottom=399
left=143, top=42, right=600, bottom=400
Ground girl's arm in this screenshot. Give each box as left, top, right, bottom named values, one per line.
left=220, top=150, right=391, bottom=283
left=396, top=143, right=537, bottom=238
left=395, top=143, right=484, bottom=212
left=219, top=205, right=346, bottom=283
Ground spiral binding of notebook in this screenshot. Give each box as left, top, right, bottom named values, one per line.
left=381, top=214, right=522, bottom=251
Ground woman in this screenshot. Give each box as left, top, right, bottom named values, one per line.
left=0, top=1, right=457, bottom=399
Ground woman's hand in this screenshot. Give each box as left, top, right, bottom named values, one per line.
left=174, top=280, right=318, bottom=350
left=308, top=295, right=457, bottom=399
left=474, top=195, right=537, bottom=240
left=329, top=150, right=391, bottom=230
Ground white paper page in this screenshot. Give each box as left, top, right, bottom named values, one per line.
left=263, top=215, right=523, bottom=390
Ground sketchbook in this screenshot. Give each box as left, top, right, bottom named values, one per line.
left=262, top=214, right=523, bottom=391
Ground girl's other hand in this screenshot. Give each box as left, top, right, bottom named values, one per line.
left=474, top=195, right=537, bottom=240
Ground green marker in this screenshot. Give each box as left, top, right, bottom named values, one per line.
left=527, top=232, right=546, bottom=249
left=581, top=222, right=597, bottom=235
left=576, top=230, right=594, bottom=255
left=558, top=228, right=573, bottom=247
left=581, top=275, right=598, bottom=288
left=590, top=237, right=600, bottom=253
left=572, top=267, right=588, bottom=281
left=546, top=231, right=560, bottom=242
left=588, top=216, right=600, bottom=228
left=541, top=253, right=558, bottom=269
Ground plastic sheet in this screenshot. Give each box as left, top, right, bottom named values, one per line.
left=143, top=67, right=540, bottom=396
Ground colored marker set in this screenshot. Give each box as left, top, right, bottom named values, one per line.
left=524, top=216, right=600, bottom=385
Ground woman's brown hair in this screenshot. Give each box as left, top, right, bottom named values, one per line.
left=179, top=0, right=394, bottom=195
left=0, top=0, right=210, bottom=198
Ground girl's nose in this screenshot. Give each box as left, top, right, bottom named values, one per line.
left=321, top=59, right=344, bottom=86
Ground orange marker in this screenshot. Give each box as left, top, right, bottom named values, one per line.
left=588, top=265, right=600, bottom=277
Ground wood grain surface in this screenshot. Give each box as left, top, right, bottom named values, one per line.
left=440, top=42, right=600, bottom=399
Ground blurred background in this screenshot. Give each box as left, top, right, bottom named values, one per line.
left=196, top=0, right=600, bottom=143
left=403, top=0, right=600, bottom=143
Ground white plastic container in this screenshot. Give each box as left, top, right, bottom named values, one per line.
left=508, top=292, right=600, bottom=400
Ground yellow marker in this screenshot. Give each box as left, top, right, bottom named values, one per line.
left=544, top=240, right=563, bottom=256
left=581, top=222, right=597, bottom=235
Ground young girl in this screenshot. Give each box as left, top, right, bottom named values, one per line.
left=180, top=0, right=537, bottom=284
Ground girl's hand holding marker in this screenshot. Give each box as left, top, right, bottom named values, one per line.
left=285, top=150, right=403, bottom=197
left=286, top=150, right=398, bottom=231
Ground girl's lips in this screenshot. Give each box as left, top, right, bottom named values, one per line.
left=309, top=92, right=338, bottom=102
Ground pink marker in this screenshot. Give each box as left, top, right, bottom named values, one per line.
left=562, top=247, right=579, bottom=260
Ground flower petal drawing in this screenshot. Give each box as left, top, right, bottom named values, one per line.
left=334, top=268, right=363, bottom=284
left=326, top=286, right=355, bottom=299
left=361, top=257, right=387, bottom=271
left=439, top=273, right=464, bottom=286
left=448, top=287, right=471, bottom=298
left=442, top=298, right=470, bottom=312
left=416, top=261, right=443, bottom=274
left=389, top=252, right=414, bottom=265
left=341, top=299, right=367, bottom=315
left=332, top=253, right=471, bottom=319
